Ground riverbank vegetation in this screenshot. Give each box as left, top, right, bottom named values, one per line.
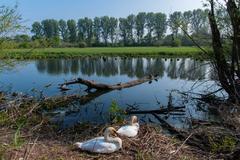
left=0, top=47, right=204, bottom=59
left=0, top=9, right=217, bottom=49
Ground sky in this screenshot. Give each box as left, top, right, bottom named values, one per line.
left=2, top=0, right=204, bottom=26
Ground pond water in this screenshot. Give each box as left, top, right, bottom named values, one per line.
left=0, top=57, right=219, bottom=129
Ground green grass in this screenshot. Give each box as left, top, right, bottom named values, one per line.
left=0, top=47, right=205, bottom=59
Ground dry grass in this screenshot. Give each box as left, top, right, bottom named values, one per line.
left=0, top=123, right=209, bottom=160
left=0, top=93, right=209, bottom=160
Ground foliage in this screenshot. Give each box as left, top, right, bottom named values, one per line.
left=3, top=9, right=214, bottom=48
left=169, top=12, right=182, bottom=36
left=58, top=19, right=69, bottom=42
left=0, top=111, right=8, bottom=126
left=172, top=38, right=182, bottom=47
left=135, top=12, right=146, bottom=44
left=109, top=101, right=124, bottom=123
left=78, top=17, right=93, bottom=44
left=100, top=16, right=110, bottom=45
left=48, top=36, right=61, bottom=47
left=206, top=0, right=240, bottom=101
left=0, top=4, right=23, bottom=38
left=154, top=12, right=167, bottom=41
left=78, top=41, right=87, bottom=48
left=190, top=9, right=209, bottom=35
left=41, top=19, right=59, bottom=39
left=32, top=22, right=43, bottom=40
left=93, top=17, right=101, bottom=44
left=208, top=135, right=237, bottom=153
left=13, top=124, right=25, bottom=148
left=109, top=17, right=118, bottom=44
left=67, top=19, right=77, bottom=43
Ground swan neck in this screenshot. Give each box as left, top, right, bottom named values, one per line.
left=104, top=132, right=122, bottom=148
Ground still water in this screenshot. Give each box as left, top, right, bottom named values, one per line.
left=0, top=57, right=219, bottom=129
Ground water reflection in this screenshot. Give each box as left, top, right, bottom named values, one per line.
left=35, top=57, right=209, bottom=80
left=1, top=57, right=218, bottom=130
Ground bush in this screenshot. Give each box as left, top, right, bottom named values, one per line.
left=18, top=42, right=31, bottom=48
left=153, top=40, right=163, bottom=47
left=179, top=35, right=194, bottom=46
left=0, top=41, right=18, bottom=49
left=162, top=35, right=173, bottom=46
left=171, top=38, right=181, bottom=47
left=48, top=37, right=61, bottom=48
left=78, top=41, right=87, bottom=48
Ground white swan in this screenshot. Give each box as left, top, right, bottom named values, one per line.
left=117, top=115, right=139, bottom=137
left=74, top=127, right=122, bottom=154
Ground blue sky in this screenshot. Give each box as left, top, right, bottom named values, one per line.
left=2, top=0, right=203, bottom=26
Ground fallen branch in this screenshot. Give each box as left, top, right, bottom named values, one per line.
left=126, top=106, right=185, bottom=115
left=59, top=74, right=159, bottom=91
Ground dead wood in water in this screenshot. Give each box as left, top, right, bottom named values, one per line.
left=59, top=74, right=159, bottom=91
left=126, top=106, right=185, bottom=115
left=46, top=74, right=159, bottom=108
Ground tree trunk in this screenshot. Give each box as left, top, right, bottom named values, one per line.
left=208, top=0, right=240, bottom=102
left=59, top=74, right=159, bottom=91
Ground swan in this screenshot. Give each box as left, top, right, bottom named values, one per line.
left=117, top=115, right=139, bottom=137
left=74, top=127, right=122, bottom=154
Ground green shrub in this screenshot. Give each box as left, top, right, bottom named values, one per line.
left=18, top=42, right=31, bottom=48
left=49, top=37, right=61, bottom=48
left=78, top=41, right=87, bottom=48
left=109, top=101, right=124, bottom=123
left=209, top=135, right=237, bottom=153
left=0, top=41, right=18, bottom=49
left=171, top=38, right=181, bottom=47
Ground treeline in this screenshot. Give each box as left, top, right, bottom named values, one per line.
left=2, top=9, right=220, bottom=49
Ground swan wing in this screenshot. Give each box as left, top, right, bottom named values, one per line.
left=117, top=124, right=139, bottom=137
left=77, top=137, right=120, bottom=153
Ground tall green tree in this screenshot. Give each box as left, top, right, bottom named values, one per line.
left=31, top=22, right=43, bottom=39
left=100, top=16, right=110, bottom=45
left=169, top=11, right=182, bottom=36
left=181, top=11, right=192, bottom=34
left=77, top=18, right=86, bottom=41
left=135, top=12, right=146, bottom=44
left=78, top=17, right=93, bottom=44
left=59, top=19, right=69, bottom=42
left=215, top=7, right=231, bottom=38
left=153, top=12, right=167, bottom=41
left=109, top=17, right=118, bottom=44
left=67, top=19, right=77, bottom=43
left=191, top=9, right=209, bottom=35
left=93, top=17, right=101, bottom=44
left=85, top=18, right=93, bottom=45
left=78, top=18, right=94, bottom=45
left=207, top=0, right=240, bottom=102
left=41, top=19, right=59, bottom=38
left=126, top=14, right=135, bottom=44
left=119, top=18, right=128, bottom=45
left=146, top=12, right=155, bottom=44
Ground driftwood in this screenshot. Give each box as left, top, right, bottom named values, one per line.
left=126, top=106, right=185, bottom=115
left=59, top=74, right=159, bottom=91
left=52, top=74, right=160, bottom=106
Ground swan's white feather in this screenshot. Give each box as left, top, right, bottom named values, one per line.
left=117, top=123, right=139, bottom=137
left=75, top=137, right=120, bottom=154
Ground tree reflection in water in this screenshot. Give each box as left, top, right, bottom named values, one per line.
left=35, top=57, right=211, bottom=80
